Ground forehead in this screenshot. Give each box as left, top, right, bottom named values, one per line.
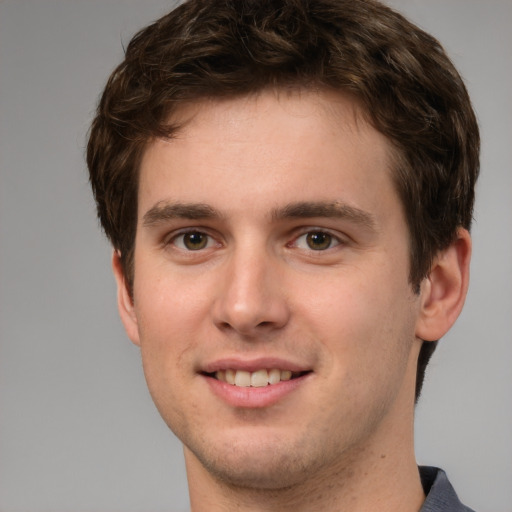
left=137, top=88, right=398, bottom=219
left=159, top=88, right=380, bottom=154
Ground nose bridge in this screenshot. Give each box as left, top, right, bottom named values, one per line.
left=213, top=239, right=289, bottom=335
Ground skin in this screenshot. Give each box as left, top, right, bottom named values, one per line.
left=113, top=88, right=471, bottom=511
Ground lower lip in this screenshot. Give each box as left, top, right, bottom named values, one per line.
left=204, top=373, right=311, bottom=408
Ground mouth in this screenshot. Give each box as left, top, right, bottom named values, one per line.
left=204, top=368, right=311, bottom=388
left=201, top=360, right=313, bottom=407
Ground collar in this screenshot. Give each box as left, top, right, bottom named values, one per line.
left=419, top=466, right=476, bottom=512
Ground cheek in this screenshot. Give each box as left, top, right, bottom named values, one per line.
left=132, top=271, right=205, bottom=391
left=310, top=278, right=418, bottom=434
left=135, top=262, right=212, bottom=337
left=135, top=288, right=200, bottom=433
left=306, top=265, right=418, bottom=376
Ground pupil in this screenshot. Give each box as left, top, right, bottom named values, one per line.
left=307, top=232, right=331, bottom=250
left=185, top=232, right=206, bottom=250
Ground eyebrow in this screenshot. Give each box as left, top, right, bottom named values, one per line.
left=142, top=200, right=376, bottom=230
left=142, top=201, right=221, bottom=227
left=271, top=201, right=376, bottom=230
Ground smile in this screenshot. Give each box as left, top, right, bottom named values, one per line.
left=213, top=368, right=305, bottom=387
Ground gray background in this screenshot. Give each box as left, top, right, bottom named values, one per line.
left=0, top=1, right=510, bottom=511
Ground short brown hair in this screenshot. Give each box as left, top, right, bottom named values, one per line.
left=87, top=0, right=479, bottom=400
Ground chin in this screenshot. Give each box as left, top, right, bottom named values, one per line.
left=198, top=450, right=309, bottom=490
left=184, top=428, right=331, bottom=490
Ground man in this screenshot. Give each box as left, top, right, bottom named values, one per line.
left=87, top=0, right=479, bottom=510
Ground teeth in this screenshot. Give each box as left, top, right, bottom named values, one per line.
left=268, top=368, right=281, bottom=384
left=280, top=370, right=292, bottom=381
left=234, top=370, right=251, bottom=387
left=251, top=369, right=269, bottom=387
left=214, top=368, right=301, bottom=387
left=225, top=369, right=236, bottom=385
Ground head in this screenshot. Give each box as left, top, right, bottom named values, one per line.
left=87, top=0, right=479, bottom=401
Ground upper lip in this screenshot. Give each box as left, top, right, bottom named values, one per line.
left=201, top=357, right=311, bottom=374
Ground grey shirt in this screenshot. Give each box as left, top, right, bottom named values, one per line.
left=420, top=466, right=476, bottom=512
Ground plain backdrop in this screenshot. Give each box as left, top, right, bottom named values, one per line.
left=0, top=1, right=511, bottom=511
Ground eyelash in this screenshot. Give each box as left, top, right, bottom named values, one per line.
left=166, top=230, right=219, bottom=251
left=290, top=230, right=343, bottom=251
left=165, top=228, right=345, bottom=253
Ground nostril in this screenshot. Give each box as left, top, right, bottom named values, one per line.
left=211, top=279, right=291, bottom=335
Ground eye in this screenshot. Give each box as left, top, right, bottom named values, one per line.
left=294, top=231, right=340, bottom=251
left=172, top=231, right=215, bottom=251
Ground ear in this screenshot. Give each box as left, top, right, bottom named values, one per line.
left=415, top=228, right=472, bottom=342
left=112, top=251, right=141, bottom=346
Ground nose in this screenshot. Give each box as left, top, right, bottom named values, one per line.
left=212, top=247, right=290, bottom=337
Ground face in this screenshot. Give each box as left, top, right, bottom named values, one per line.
left=118, top=89, right=425, bottom=489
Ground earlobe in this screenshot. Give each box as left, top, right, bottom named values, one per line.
left=415, top=229, right=472, bottom=342
left=112, top=251, right=141, bottom=346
